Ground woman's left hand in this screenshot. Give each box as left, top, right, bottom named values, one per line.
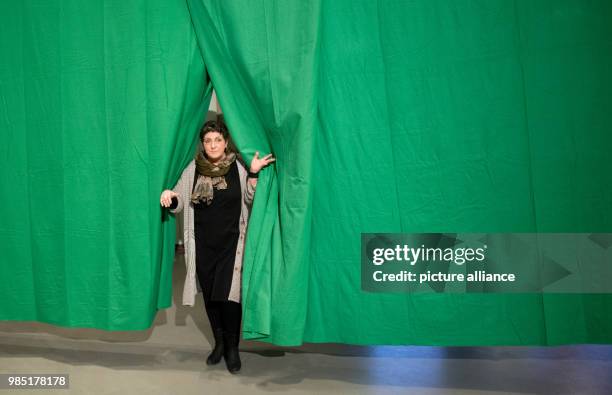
left=250, top=151, right=276, bottom=174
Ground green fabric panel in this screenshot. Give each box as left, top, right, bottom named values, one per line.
left=0, top=0, right=210, bottom=329
left=188, top=0, right=612, bottom=345
left=1, top=0, right=611, bottom=344
left=186, top=0, right=319, bottom=344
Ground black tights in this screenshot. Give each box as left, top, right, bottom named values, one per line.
left=203, top=298, right=242, bottom=335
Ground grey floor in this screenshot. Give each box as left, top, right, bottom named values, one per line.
left=1, top=255, right=611, bottom=395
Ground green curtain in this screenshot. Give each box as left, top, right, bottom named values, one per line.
left=185, top=0, right=320, bottom=345
left=187, top=0, right=612, bottom=345
left=1, top=0, right=611, bottom=345
left=0, top=0, right=210, bottom=329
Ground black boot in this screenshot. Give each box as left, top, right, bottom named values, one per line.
left=223, top=333, right=241, bottom=373
left=206, top=328, right=224, bottom=365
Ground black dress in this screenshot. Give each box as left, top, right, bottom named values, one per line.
left=193, top=160, right=242, bottom=302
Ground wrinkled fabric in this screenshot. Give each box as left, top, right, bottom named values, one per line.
left=1, top=0, right=611, bottom=344
left=0, top=0, right=210, bottom=329
left=187, top=0, right=612, bottom=345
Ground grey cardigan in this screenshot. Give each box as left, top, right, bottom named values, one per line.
left=170, top=159, right=255, bottom=305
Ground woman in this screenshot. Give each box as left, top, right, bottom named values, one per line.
left=160, top=119, right=274, bottom=373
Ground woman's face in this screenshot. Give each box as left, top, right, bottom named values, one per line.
left=202, top=131, right=228, bottom=163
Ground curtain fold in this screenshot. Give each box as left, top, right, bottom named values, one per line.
left=185, top=0, right=320, bottom=344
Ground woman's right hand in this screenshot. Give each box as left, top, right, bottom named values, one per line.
left=160, top=190, right=178, bottom=208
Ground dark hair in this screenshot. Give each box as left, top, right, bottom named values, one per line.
left=199, top=118, right=229, bottom=141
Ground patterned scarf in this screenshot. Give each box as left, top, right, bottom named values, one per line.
left=191, top=151, right=236, bottom=205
